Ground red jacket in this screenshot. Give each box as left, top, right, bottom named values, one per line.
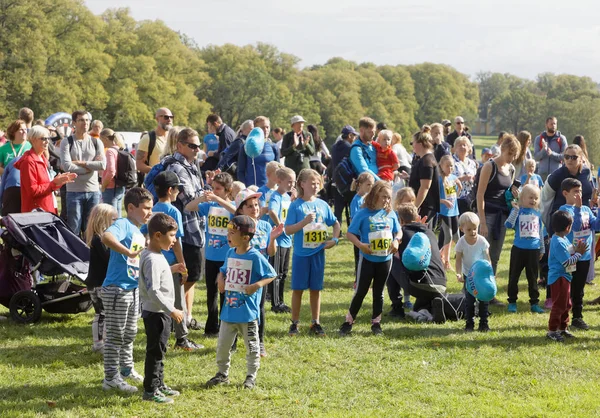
left=14, top=149, right=58, bottom=213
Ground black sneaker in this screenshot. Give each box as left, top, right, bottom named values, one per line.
left=560, top=329, right=576, bottom=339
left=277, top=303, right=291, bottom=313
left=271, top=305, right=284, bottom=313
left=243, top=375, right=256, bottom=390
left=174, top=338, right=204, bottom=351
left=339, top=321, right=353, bottom=336
left=371, top=323, right=383, bottom=335
left=571, top=318, right=589, bottom=330
left=546, top=331, right=565, bottom=343
left=309, top=322, right=326, bottom=336
left=431, top=297, right=446, bottom=324
left=206, top=372, right=230, bottom=388
left=204, top=331, right=220, bottom=338
left=465, top=323, right=475, bottom=332
left=386, top=307, right=406, bottom=319
left=489, top=297, right=506, bottom=307
left=478, top=323, right=490, bottom=333
left=288, top=322, right=299, bottom=336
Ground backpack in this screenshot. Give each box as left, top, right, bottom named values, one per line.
left=67, top=135, right=99, bottom=155
left=143, top=156, right=177, bottom=202
left=333, top=143, right=363, bottom=195
left=538, top=131, right=562, bottom=151
left=137, top=131, right=157, bottom=186
left=115, top=149, right=137, bottom=189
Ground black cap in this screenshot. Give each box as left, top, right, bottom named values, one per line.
left=229, top=215, right=256, bottom=235
left=153, top=171, right=182, bottom=189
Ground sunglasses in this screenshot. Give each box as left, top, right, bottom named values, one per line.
left=183, top=142, right=201, bottom=150
left=38, top=137, right=51, bottom=142
left=564, top=154, right=579, bottom=161
left=162, top=115, right=175, bottom=120
left=456, top=121, right=464, bottom=125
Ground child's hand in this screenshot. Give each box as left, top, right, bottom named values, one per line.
left=539, top=252, right=544, bottom=260
left=398, top=171, right=409, bottom=180
left=303, top=212, right=316, bottom=225
left=390, top=239, right=399, bottom=254
left=171, top=263, right=187, bottom=275
left=245, top=283, right=261, bottom=295
left=290, top=188, right=298, bottom=200
left=511, top=200, right=519, bottom=210
left=575, top=240, right=588, bottom=255
left=126, top=248, right=143, bottom=259
left=441, top=199, right=453, bottom=209
left=204, top=191, right=216, bottom=202
left=418, top=215, right=428, bottom=224
left=323, top=239, right=336, bottom=250
left=360, top=242, right=372, bottom=255
left=170, top=309, right=184, bottom=324
left=271, top=223, right=285, bottom=240
left=217, top=275, right=225, bottom=293
left=457, top=273, right=464, bottom=283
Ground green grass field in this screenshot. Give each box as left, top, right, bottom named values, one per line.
left=2, top=135, right=600, bottom=417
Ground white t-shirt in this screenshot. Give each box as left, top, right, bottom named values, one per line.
left=454, top=235, right=490, bottom=276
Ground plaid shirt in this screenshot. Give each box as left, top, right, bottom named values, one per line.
left=166, top=152, right=205, bottom=248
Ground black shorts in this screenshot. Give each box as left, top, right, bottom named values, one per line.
left=182, top=243, right=203, bottom=283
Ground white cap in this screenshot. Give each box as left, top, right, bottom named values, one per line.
left=290, top=115, right=306, bottom=125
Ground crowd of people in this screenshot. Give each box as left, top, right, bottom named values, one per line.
left=1, top=107, right=599, bottom=401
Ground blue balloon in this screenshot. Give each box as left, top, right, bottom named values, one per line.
left=244, top=128, right=265, bottom=159
left=402, top=232, right=431, bottom=272
left=466, top=259, right=497, bottom=302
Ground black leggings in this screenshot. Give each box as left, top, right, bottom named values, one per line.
left=268, top=246, right=290, bottom=307
left=348, top=256, right=392, bottom=322
left=205, top=259, right=224, bottom=334
left=507, top=247, right=539, bottom=305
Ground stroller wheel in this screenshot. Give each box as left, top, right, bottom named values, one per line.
left=9, top=290, right=42, bottom=324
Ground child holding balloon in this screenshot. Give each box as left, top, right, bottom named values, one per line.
left=285, top=168, right=340, bottom=336
left=455, top=212, right=492, bottom=332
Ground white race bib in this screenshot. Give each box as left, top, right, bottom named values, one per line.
left=208, top=206, right=230, bottom=236
left=126, top=232, right=145, bottom=278
left=303, top=222, right=328, bottom=249
left=280, top=200, right=291, bottom=222
left=566, top=244, right=577, bottom=273
left=368, top=230, right=393, bottom=257
left=224, top=258, right=253, bottom=293
left=518, top=214, right=539, bottom=239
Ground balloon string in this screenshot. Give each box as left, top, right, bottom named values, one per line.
left=252, top=157, right=257, bottom=187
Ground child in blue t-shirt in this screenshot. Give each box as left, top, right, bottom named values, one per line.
left=101, top=187, right=154, bottom=393
left=557, top=178, right=600, bottom=330
left=285, top=169, right=340, bottom=337
left=141, top=171, right=203, bottom=352
left=504, top=184, right=545, bottom=314
left=349, top=172, right=375, bottom=275
left=267, top=167, right=296, bottom=313
left=339, top=181, right=401, bottom=336
left=438, top=155, right=462, bottom=269
left=203, top=133, right=219, bottom=158
left=546, top=210, right=587, bottom=342
left=205, top=215, right=276, bottom=390
left=519, top=159, right=544, bottom=189
left=257, top=161, right=282, bottom=222
left=185, top=173, right=236, bottom=337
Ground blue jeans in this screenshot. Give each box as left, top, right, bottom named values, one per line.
left=102, top=186, right=125, bottom=216
left=67, top=191, right=101, bottom=235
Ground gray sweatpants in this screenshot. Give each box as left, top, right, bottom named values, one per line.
left=216, top=320, right=260, bottom=379
left=102, top=286, right=138, bottom=381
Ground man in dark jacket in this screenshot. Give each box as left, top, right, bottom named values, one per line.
left=281, top=115, right=315, bottom=175
left=206, top=113, right=236, bottom=156
left=446, top=116, right=475, bottom=159
left=330, top=125, right=358, bottom=226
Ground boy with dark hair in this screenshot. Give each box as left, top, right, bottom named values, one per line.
left=206, top=216, right=276, bottom=390
left=139, top=213, right=187, bottom=403
left=558, top=178, right=600, bottom=330
left=547, top=210, right=587, bottom=342
left=141, top=171, right=203, bottom=351
left=101, top=187, right=153, bottom=392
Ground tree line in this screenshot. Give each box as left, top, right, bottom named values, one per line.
left=1, top=1, right=599, bottom=163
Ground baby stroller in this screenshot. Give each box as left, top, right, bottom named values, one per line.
left=0, top=211, right=91, bottom=323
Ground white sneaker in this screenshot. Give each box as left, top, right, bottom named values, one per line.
left=121, top=368, right=143, bottom=383
left=102, top=377, right=138, bottom=393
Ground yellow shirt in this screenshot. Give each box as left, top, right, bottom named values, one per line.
left=137, top=132, right=166, bottom=166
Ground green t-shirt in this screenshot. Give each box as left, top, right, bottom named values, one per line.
left=0, top=141, right=31, bottom=167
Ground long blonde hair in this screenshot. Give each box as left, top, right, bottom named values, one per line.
left=296, top=168, right=322, bottom=198
left=85, top=204, right=118, bottom=246
left=161, top=126, right=183, bottom=158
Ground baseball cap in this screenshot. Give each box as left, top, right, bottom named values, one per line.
left=290, top=115, right=306, bottom=125
left=235, top=188, right=262, bottom=210
left=341, top=125, right=359, bottom=136
left=153, top=171, right=182, bottom=189
left=481, top=147, right=493, bottom=156
left=442, top=119, right=452, bottom=127
left=228, top=215, right=256, bottom=235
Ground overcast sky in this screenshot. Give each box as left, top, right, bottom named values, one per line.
left=85, top=0, right=600, bottom=81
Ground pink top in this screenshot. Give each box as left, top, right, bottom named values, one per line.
left=102, top=146, right=119, bottom=189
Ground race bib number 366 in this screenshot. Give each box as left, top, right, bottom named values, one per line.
left=303, top=222, right=328, bottom=249
left=224, top=258, right=253, bottom=293
left=208, top=206, right=230, bottom=236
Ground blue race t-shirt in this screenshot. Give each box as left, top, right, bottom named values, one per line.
left=348, top=208, right=400, bottom=262
left=350, top=194, right=365, bottom=220
left=199, top=201, right=233, bottom=262
left=439, top=174, right=459, bottom=217
left=258, top=185, right=276, bottom=223
left=140, top=202, right=184, bottom=265
left=103, top=218, right=145, bottom=290
left=548, top=234, right=576, bottom=285
left=519, top=173, right=543, bottom=189
left=219, top=248, right=276, bottom=323
left=204, top=134, right=219, bottom=153
left=268, top=190, right=292, bottom=248
left=285, top=197, right=338, bottom=257
left=559, top=204, right=600, bottom=261
left=510, top=207, right=543, bottom=251
left=250, top=219, right=272, bottom=257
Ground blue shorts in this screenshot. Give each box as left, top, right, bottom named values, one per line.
left=291, top=251, right=325, bottom=291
